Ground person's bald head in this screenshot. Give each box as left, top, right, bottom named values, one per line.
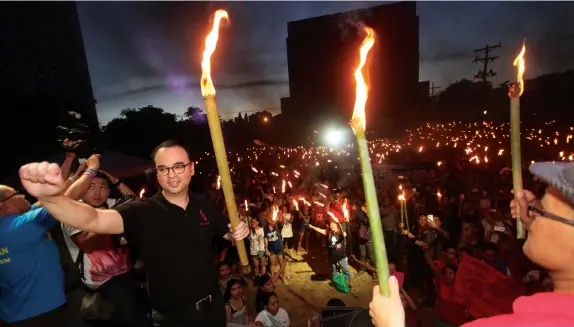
left=0, top=185, right=10, bottom=201
left=0, top=185, right=31, bottom=216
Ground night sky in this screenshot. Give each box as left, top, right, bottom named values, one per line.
left=77, top=1, right=574, bottom=124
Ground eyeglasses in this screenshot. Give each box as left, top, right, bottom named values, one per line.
left=0, top=190, right=20, bottom=204
left=155, top=162, right=192, bottom=176
left=528, top=204, right=574, bottom=227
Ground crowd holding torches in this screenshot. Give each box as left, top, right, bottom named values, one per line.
left=191, top=8, right=574, bottom=306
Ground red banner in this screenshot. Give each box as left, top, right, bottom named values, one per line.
left=453, top=253, right=524, bottom=318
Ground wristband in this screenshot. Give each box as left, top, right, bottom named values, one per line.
left=113, top=180, right=122, bottom=187
left=83, top=169, right=98, bottom=180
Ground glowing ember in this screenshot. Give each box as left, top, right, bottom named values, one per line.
left=281, top=180, right=286, bottom=193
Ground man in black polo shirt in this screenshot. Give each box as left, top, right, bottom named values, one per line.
left=18, top=140, right=249, bottom=327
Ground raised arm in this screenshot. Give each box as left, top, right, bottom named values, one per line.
left=20, top=162, right=125, bottom=235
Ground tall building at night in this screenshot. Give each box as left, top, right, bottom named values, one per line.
left=281, top=2, right=419, bottom=135
left=0, top=2, right=99, bottom=178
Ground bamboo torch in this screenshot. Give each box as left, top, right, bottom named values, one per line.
left=349, top=26, right=390, bottom=296
left=200, top=10, right=249, bottom=267
left=508, top=42, right=526, bottom=239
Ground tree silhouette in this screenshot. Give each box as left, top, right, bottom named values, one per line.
left=103, top=105, right=181, bottom=158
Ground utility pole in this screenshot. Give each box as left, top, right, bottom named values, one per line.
left=473, top=42, right=502, bottom=86
left=429, top=82, right=441, bottom=97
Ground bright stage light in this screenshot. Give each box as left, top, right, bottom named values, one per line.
left=324, top=128, right=346, bottom=147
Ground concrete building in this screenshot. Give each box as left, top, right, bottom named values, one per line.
left=0, top=2, right=98, bottom=179
left=281, top=2, right=419, bottom=136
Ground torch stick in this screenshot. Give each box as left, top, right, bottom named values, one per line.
left=509, top=43, right=526, bottom=239
left=200, top=10, right=249, bottom=267
left=349, top=26, right=390, bottom=296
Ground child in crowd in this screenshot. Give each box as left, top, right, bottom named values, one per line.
left=224, top=279, right=250, bottom=325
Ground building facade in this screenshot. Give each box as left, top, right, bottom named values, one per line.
left=0, top=2, right=99, bottom=178
left=281, top=2, right=419, bottom=135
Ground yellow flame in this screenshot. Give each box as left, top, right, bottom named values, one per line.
left=513, top=43, right=526, bottom=96
left=272, top=205, right=279, bottom=221
left=342, top=199, right=349, bottom=220
left=292, top=199, right=299, bottom=211
left=216, top=175, right=221, bottom=189
left=200, top=10, right=229, bottom=97
left=350, top=27, right=376, bottom=133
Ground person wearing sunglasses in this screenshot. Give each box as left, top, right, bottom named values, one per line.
left=368, top=161, right=574, bottom=327
left=18, top=140, right=249, bottom=327
left=0, top=153, right=76, bottom=327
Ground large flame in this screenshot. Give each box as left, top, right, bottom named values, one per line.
left=513, top=43, right=526, bottom=97
left=350, top=27, right=376, bottom=133
left=200, top=10, right=229, bottom=97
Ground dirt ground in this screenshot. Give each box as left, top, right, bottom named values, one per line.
left=241, top=244, right=435, bottom=327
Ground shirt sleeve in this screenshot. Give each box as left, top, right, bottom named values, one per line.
left=255, top=311, right=270, bottom=326
left=21, top=206, right=56, bottom=230
left=112, top=199, right=147, bottom=246
left=62, top=223, right=83, bottom=237
left=198, top=195, right=229, bottom=238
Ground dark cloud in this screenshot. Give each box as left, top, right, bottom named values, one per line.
left=78, top=1, right=574, bottom=123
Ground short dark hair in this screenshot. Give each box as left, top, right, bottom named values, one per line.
left=93, top=172, right=111, bottom=186
left=261, top=292, right=278, bottom=306
left=150, top=140, right=191, bottom=163
left=326, top=298, right=346, bottom=307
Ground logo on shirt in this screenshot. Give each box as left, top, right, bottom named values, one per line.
left=199, top=210, right=210, bottom=227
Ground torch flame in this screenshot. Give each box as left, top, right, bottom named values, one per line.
left=350, top=27, right=376, bottom=133
left=292, top=199, right=299, bottom=211
left=200, top=10, right=229, bottom=97
left=272, top=205, right=279, bottom=221
left=342, top=199, right=349, bottom=220
left=513, top=42, right=526, bottom=97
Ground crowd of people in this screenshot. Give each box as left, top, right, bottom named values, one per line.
left=1, top=137, right=574, bottom=327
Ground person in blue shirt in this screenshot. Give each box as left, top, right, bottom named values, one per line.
left=0, top=185, right=66, bottom=326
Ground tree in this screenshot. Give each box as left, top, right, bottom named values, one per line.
left=102, top=105, right=181, bottom=158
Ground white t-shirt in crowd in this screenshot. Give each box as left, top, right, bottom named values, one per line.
left=255, top=308, right=290, bottom=327
left=250, top=228, right=265, bottom=255
left=281, top=213, right=293, bottom=238
left=62, top=224, right=130, bottom=289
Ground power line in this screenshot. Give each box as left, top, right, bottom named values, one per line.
left=473, top=42, right=502, bottom=85
left=429, top=82, right=441, bottom=97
